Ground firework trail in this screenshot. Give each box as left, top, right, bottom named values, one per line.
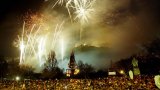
left=19, top=22, right=25, bottom=65
left=60, top=38, right=64, bottom=61
left=74, top=0, right=95, bottom=24
left=53, top=0, right=96, bottom=24
left=16, top=0, right=97, bottom=69
left=52, top=0, right=96, bottom=42
left=51, top=21, right=64, bottom=49
left=73, top=0, right=96, bottom=42
left=16, top=20, right=65, bottom=67
left=52, top=0, right=65, bottom=8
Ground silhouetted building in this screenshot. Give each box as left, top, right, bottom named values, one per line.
left=67, top=51, right=77, bottom=77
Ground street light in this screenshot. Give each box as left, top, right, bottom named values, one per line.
left=120, top=70, right=125, bottom=74
left=16, top=76, right=20, bottom=81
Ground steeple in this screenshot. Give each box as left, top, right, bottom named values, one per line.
left=67, top=50, right=78, bottom=77
left=68, top=50, right=77, bottom=69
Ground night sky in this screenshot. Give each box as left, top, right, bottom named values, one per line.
left=0, top=0, right=160, bottom=71
left=0, top=0, right=43, bottom=56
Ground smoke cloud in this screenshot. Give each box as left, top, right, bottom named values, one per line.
left=0, top=0, right=160, bottom=72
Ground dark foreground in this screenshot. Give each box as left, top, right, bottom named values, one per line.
left=0, top=76, right=158, bottom=90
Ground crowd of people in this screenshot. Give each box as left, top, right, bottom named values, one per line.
left=0, top=76, right=158, bottom=90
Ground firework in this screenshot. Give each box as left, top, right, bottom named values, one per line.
left=52, top=0, right=96, bottom=42
left=19, top=22, right=26, bottom=65
left=53, top=0, right=96, bottom=24
left=51, top=21, right=64, bottom=48
left=15, top=0, right=97, bottom=70
left=60, top=38, right=64, bottom=61
left=74, top=0, right=95, bottom=24
left=52, top=0, right=66, bottom=8
left=16, top=20, right=65, bottom=67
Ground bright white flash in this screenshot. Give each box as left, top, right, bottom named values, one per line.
left=19, top=22, right=25, bottom=65
left=53, top=0, right=96, bottom=24
left=20, top=41, right=25, bottom=64
left=60, top=38, right=64, bottom=61
left=16, top=21, right=64, bottom=67
left=74, top=0, right=95, bottom=24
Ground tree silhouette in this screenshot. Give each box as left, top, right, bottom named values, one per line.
left=7, top=59, right=19, bottom=78
left=42, top=50, right=64, bottom=79
left=0, top=57, right=8, bottom=79
left=77, top=60, right=95, bottom=78
left=48, top=51, right=57, bottom=69
left=19, top=65, right=34, bottom=79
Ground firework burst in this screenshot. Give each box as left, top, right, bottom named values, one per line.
left=15, top=19, right=65, bottom=67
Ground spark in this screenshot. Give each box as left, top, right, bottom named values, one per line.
left=19, top=22, right=25, bottom=65
left=16, top=21, right=65, bottom=67
left=52, top=0, right=96, bottom=42
left=51, top=21, right=64, bottom=49
left=52, top=0, right=66, bottom=8
left=74, top=0, right=95, bottom=24
left=53, top=0, right=96, bottom=24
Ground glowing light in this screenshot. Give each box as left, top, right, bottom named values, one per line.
left=60, top=38, right=64, bottom=61
left=53, top=0, right=96, bottom=24
left=66, top=73, right=70, bottom=77
left=52, top=0, right=96, bottom=43
left=74, top=68, right=80, bottom=75
left=20, top=41, right=25, bottom=64
left=15, top=21, right=65, bottom=67
left=19, top=22, right=25, bottom=65
left=74, top=0, right=95, bottom=24
left=120, top=70, right=125, bottom=74
left=16, top=76, right=20, bottom=81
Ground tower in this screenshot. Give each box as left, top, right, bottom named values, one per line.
left=68, top=51, right=77, bottom=77
left=68, top=51, right=76, bottom=68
